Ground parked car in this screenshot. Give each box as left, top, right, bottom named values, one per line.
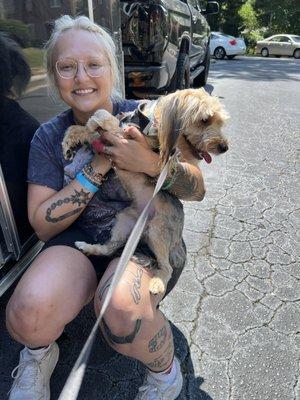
left=210, top=31, right=246, bottom=59
left=121, top=0, right=219, bottom=98
left=255, top=34, right=300, bottom=58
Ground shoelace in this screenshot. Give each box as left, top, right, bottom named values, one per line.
left=8, top=359, right=42, bottom=394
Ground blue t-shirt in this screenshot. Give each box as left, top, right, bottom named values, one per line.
left=28, top=100, right=139, bottom=243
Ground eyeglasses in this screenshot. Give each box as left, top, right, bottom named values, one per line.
left=55, top=58, right=108, bottom=79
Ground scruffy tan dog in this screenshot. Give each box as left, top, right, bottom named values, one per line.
left=62, top=88, right=229, bottom=294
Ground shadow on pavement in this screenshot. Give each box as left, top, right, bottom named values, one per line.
left=211, top=56, right=300, bottom=82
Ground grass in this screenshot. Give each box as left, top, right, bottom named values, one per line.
left=23, top=47, right=45, bottom=74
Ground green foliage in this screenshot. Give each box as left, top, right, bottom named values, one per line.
left=23, top=48, right=45, bottom=71
left=0, top=19, right=30, bottom=47
left=207, top=0, right=299, bottom=53
left=254, top=0, right=300, bottom=35
left=239, top=0, right=258, bottom=30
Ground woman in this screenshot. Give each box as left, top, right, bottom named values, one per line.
left=6, top=15, right=205, bottom=400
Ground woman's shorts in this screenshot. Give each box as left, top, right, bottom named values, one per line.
left=42, top=225, right=186, bottom=297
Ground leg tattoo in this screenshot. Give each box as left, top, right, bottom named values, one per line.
left=102, top=318, right=142, bottom=345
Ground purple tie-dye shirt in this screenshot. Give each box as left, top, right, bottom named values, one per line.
left=28, top=100, right=139, bottom=243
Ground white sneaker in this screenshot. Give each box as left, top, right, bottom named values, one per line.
left=135, top=357, right=183, bottom=400
left=8, top=342, right=59, bottom=400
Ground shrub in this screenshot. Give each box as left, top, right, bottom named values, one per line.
left=0, top=19, right=30, bottom=47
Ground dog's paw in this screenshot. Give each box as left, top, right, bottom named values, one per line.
left=63, top=148, right=75, bottom=160
left=75, top=241, right=91, bottom=255
left=149, top=277, right=166, bottom=295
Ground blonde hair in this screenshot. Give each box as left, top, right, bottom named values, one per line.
left=44, top=15, right=122, bottom=101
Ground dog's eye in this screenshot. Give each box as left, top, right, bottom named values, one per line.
left=201, top=117, right=211, bottom=125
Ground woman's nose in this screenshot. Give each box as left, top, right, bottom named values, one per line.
left=75, top=63, right=89, bottom=81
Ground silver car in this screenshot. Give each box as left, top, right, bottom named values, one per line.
left=256, top=34, right=300, bottom=58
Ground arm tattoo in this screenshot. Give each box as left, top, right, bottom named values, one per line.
left=102, top=318, right=142, bottom=344
left=45, top=188, right=91, bottom=223
left=165, top=162, right=205, bottom=201
left=148, top=325, right=167, bottom=353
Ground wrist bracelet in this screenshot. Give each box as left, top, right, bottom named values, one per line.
left=76, top=171, right=99, bottom=193
left=82, top=163, right=106, bottom=187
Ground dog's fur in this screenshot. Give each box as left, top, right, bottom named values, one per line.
left=62, top=88, right=229, bottom=294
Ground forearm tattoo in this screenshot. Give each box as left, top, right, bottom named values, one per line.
left=166, top=162, right=205, bottom=201
left=102, top=318, right=142, bottom=345
left=45, top=189, right=90, bottom=223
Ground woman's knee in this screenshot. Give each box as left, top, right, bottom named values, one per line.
left=95, top=261, right=158, bottom=341
left=6, top=286, right=57, bottom=337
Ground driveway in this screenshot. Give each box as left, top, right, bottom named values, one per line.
left=0, top=56, right=299, bottom=400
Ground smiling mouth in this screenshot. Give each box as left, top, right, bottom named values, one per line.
left=73, top=88, right=97, bottom=95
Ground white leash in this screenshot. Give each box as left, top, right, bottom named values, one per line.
left=58, top=160, right=170, bottom=400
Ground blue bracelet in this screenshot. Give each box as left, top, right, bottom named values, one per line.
left=76, top=172, right=99, bottom=193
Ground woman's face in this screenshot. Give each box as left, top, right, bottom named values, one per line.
left=54, top=29, right=113, bottom=124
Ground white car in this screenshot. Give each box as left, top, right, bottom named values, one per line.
left=210, top=32, right=246, bottom=59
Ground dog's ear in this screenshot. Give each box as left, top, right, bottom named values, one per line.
left=157, top=94, right=181, bottom=166
left=195, top=95, right=229, bottom=126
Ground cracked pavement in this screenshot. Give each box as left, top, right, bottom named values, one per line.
left=0, top=56, right=299, bottom=399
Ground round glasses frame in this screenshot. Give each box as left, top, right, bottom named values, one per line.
left=55, top=59, right=108, bottom=79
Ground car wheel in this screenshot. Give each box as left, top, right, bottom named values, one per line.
left=293, top=49, right=300, bottom=59
left=261, top=48, right=269, bottom=57
left=227, top=55, right=236, bottom=60
left=193, top=47, right=210, bottom=87
left=175, top=53, right=190, bottom=90
left=214, top=46, right=226, bottom=60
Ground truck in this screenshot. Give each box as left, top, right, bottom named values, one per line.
left=121, top=0, right=219, bottom=98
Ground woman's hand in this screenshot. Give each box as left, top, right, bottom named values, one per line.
left=95, top=126, right=160, bottom=177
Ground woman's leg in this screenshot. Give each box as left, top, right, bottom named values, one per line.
left=95, top=258, right=174, bottom=372
left=6, top=245, right=98, bottom=400
left=6, top=245, right=97, bottom=347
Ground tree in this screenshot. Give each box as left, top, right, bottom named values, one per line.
left=254, top=0, right=300, bottom=35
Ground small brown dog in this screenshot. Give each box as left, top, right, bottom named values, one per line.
left=62, top=88, right=229, bottom=294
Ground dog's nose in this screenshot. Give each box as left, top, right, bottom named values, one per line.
left=218, top=143, right=228, bottom=153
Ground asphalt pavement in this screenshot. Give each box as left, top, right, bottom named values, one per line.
left=0, top=56, right=299, bottom=399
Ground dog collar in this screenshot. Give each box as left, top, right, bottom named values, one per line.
left=120, top=100, right=158, bottom=136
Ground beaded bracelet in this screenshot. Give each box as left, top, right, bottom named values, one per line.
left=82, top=163, right=106, bottom=188
left=76, top=171, right=99, bottom=193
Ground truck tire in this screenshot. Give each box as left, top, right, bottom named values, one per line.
left=193, top=48, right=210, bottom=87
left=175, top=53, right=190, bottom=90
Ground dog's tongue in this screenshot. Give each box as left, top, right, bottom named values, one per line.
left=202, top=151, right=212, bottom=164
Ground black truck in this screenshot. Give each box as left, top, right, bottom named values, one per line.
left=121, top=0, right=219, bottom=97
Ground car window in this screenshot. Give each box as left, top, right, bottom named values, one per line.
left=279, top=36, right=290, bottom=42
left=291, top=35, right=300, bottom=43
left=270, top=36, right=281, bottom=42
